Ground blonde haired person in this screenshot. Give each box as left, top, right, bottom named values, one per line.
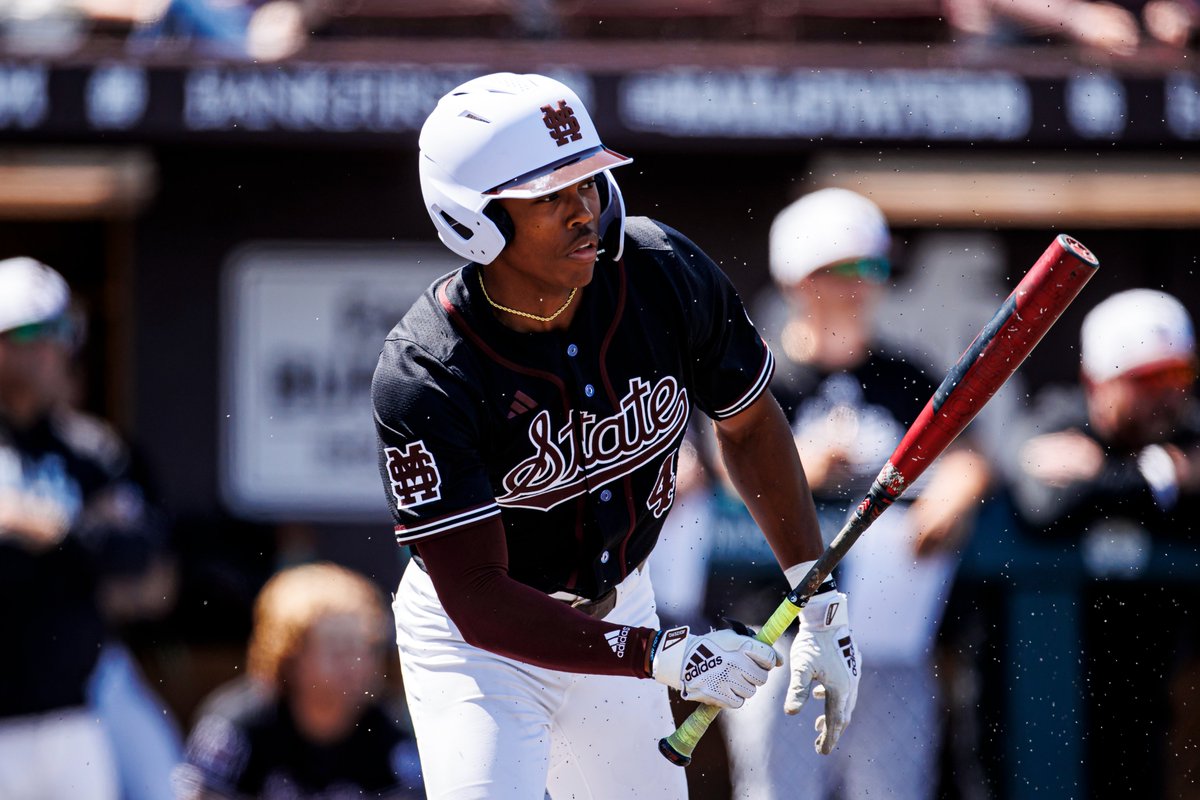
left=945, top=0, right=1200, bottom=54
left=176, top=563, right=423, bottom=799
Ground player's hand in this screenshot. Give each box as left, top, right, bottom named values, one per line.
left=1066, top=1, right=1141, bottom=56
left=911, top=448, right=992, bottom=558
left=649, top=625, right=781, bottom=709
left=1165, top=444, right=1200, bottom=493
left=1019, top=430, right=1104, bottom=487
left=795, top=437, right=856, bottom=493
left=1143, top=0, right=1197, bottom=47
left=786, top=590, right=860, bottom=755
left=0, top=489, right=70, bottom=552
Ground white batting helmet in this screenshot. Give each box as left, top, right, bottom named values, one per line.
left=419, top=73, right=633, bottom=265
left=0, top=256, right=70, bottom=335
left=769, top=188, right=891, bottom=286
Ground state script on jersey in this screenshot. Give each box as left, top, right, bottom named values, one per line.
left=372, top=217, right=774, bottom=601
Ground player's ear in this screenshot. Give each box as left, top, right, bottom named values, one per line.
left=483, top=201, right=515, bottom=246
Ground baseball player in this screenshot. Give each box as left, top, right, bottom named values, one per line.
left=0, top=257, right=171, bottom=799
left=1011, top=288, right=1200, bottom=795
left=722, top=189, right=993, bottom=800
left=371, top=73, right=861, bottom=799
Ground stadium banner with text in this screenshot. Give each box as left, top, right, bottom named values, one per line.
left=0, top=61, right=1197, bottom=146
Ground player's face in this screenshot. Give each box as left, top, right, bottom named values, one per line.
left=1086, top=362, right=1195, bottom=446
left=493, top=176, right=602, bottom=294
left=286, top=612, right=384, bottom=735
left=0, top=334, right=73, bottom=410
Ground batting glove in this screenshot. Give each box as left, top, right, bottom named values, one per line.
left=649, top=625, right=782, bottom=709
left=784, top=565, right=860, bottom=754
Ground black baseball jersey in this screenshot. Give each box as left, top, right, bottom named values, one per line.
left=177, top=678, right=423, bottom=799
left=771, top=349, right=939, bottom=503
left=372, top=217, right=773, bottom=600
left=0, top=410, right=161, bottom=718
left=1007, top=386, right=1200, bottom=533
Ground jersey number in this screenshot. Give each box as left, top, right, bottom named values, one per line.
left=646, top=454, right=677, bottom=519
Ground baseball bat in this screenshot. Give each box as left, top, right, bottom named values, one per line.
left=659, top=233, right=1100, bottom=766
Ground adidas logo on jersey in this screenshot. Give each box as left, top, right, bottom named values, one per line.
left=507, top=390, right=539, bottom=420
left=683, top=644, right=723, bottom=682
left=605, top=627, right=630, bottom=658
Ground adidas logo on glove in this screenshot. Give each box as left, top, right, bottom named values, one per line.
left=683, top=645, right=724, bottom=681
left=650, top=625, right=781, bottom=710
left=839, top=634, right=858, bottom=676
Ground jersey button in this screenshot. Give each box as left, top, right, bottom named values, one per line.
left=600, top=550, right=610, bottom=564
left=600, top=489, right=613, bottom=502
left=567, top=344, right=579, bottom=357
left=584, top=384, right=595, bottom=397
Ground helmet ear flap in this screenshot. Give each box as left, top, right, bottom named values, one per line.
left=594, top=171, right=612, bottom=215
left=597, top=169, right=626, bottom=262
left=483, top=202, right=515, bottom=246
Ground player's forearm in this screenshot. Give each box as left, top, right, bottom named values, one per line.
left=416, top=521, right=655, bottom=678
left=447, top=570, right=656, bottom=677
left=713, top=392, right=823, bottom=570
left=921, top=447, right=993, bottom=514
left=1013, top=456, right=1161, bottom=531
left=0, top=491, right=70, bottom=552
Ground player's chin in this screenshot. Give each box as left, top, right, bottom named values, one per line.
left=561, top=250, right=598, bottom=283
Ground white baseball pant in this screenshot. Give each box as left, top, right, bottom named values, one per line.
left=0, top=707, right=119, bottom=800
left=393, top=559, right=689, bottom=800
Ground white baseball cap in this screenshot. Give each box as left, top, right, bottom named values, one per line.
left=769, top=187, right=891, bottom=285
left=0, top=257, right=70, bottom=335
left=1080, top=288, right=1195, bottom=381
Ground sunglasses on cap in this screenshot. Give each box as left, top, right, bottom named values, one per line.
left=0, top=315, right=78, bottom=346
left=819, top=257, right=891, bottom=283
left=1123, top=361, right=1197, bottom=392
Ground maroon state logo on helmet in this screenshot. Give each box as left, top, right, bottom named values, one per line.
left=542, top=99, right=583, bottom=147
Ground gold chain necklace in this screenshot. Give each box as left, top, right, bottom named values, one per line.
left=478, top=272, right=577, bottom=323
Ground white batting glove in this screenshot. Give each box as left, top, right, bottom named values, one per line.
left=649, top=625, right=782, bottom=709
left=787, top=588, right=860, bottom=754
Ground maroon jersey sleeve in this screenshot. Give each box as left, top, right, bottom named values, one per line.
left=416, top=517, right=656, bottom=678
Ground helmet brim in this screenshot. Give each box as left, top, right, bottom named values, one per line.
left=485, top=146, right=632, bottom=199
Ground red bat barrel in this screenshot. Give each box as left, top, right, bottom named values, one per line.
left=660, top=234, right=1100, bottom=769
left=882, top=234, right=1099, bottom=494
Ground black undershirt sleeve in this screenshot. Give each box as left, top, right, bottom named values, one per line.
left=415, top=518, right=656, bottom=678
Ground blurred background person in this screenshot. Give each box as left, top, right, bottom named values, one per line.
left=647, top=423, right=720, bottom=632
left=1008, top=287, right=1200, bottom=796
left=721, top=188, right=992, bottom=800
left=944, top=0, right=1200, bottom=55
left=0, top=0, right=84, bottom=54
left=0, top=255, right=180, bottom=800
left=175, top=561, right=423, bottom=799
